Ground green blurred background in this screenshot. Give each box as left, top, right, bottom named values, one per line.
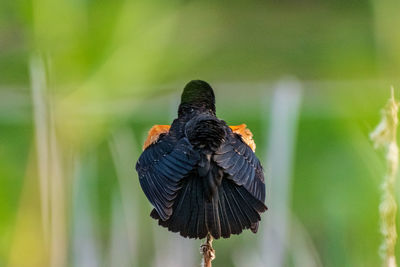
left=1, top=0, right=400, bottom=266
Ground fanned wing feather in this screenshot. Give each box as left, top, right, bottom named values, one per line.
left=136, top=135, right=200, bottom=221
left=214, top=132, right=266, bottom=204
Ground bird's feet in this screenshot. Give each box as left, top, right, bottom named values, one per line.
left=200, top=243, right=215, bottom=262
left=200, top=233, right=215, bottom=266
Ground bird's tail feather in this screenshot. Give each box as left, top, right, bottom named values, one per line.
left=151, top=175, right=267, bottom=239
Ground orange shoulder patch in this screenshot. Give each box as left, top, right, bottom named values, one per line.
left=229, top=124, right=256, bottom=152
left=143, top=125, right=171, bottom=150
left=143, top=124, right=256, bottom=152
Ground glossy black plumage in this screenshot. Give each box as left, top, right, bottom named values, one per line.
left=136, top=80, right=267, bottom=239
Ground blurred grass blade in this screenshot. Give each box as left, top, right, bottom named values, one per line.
left=48, top=98, right=67, bottom=267
left=30, top=55, right=50, bottom=247
left=109, top=129, right=140, bottom=265
left=262, top=78, right=302, bottom=266
left=71, top=157, right=100, bottom=267
left=108, top=189, right=133, bottom=267
left=29, top=55, right=67, bottom=267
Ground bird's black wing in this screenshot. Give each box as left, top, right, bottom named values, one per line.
left=136, top=135, right=200, bottom=221
left=213, top=131, right=266, bottom=203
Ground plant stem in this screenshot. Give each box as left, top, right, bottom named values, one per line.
left=201, top=233, right=215, bottom=267
left=370, top=88, right=399, bottom=267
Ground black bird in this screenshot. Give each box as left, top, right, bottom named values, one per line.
left=136, top=80, right=267, bottom=239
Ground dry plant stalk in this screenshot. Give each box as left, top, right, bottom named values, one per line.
left=201, top=233, right=215, bottom=267
left=370, top=87, right=399, bottom=267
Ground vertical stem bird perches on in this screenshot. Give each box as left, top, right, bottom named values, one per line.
left=201, top=233, right=215, bottom=267
left=370, top=87, right=399, bottom=267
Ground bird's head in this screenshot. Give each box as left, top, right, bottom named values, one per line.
left=178, top=80, right=216, bottom=117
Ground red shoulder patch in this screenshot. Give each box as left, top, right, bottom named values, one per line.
left=143, top=125, right=171, bottom=150
left=229, top=124, right=256, bottom=152
left=143, top=124, right=256, bottom=152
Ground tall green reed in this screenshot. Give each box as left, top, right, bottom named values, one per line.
left=370, top=88, right=399, bottom=267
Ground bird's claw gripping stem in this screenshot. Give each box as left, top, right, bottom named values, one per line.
left=201, top=233, right=215, bottom=267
